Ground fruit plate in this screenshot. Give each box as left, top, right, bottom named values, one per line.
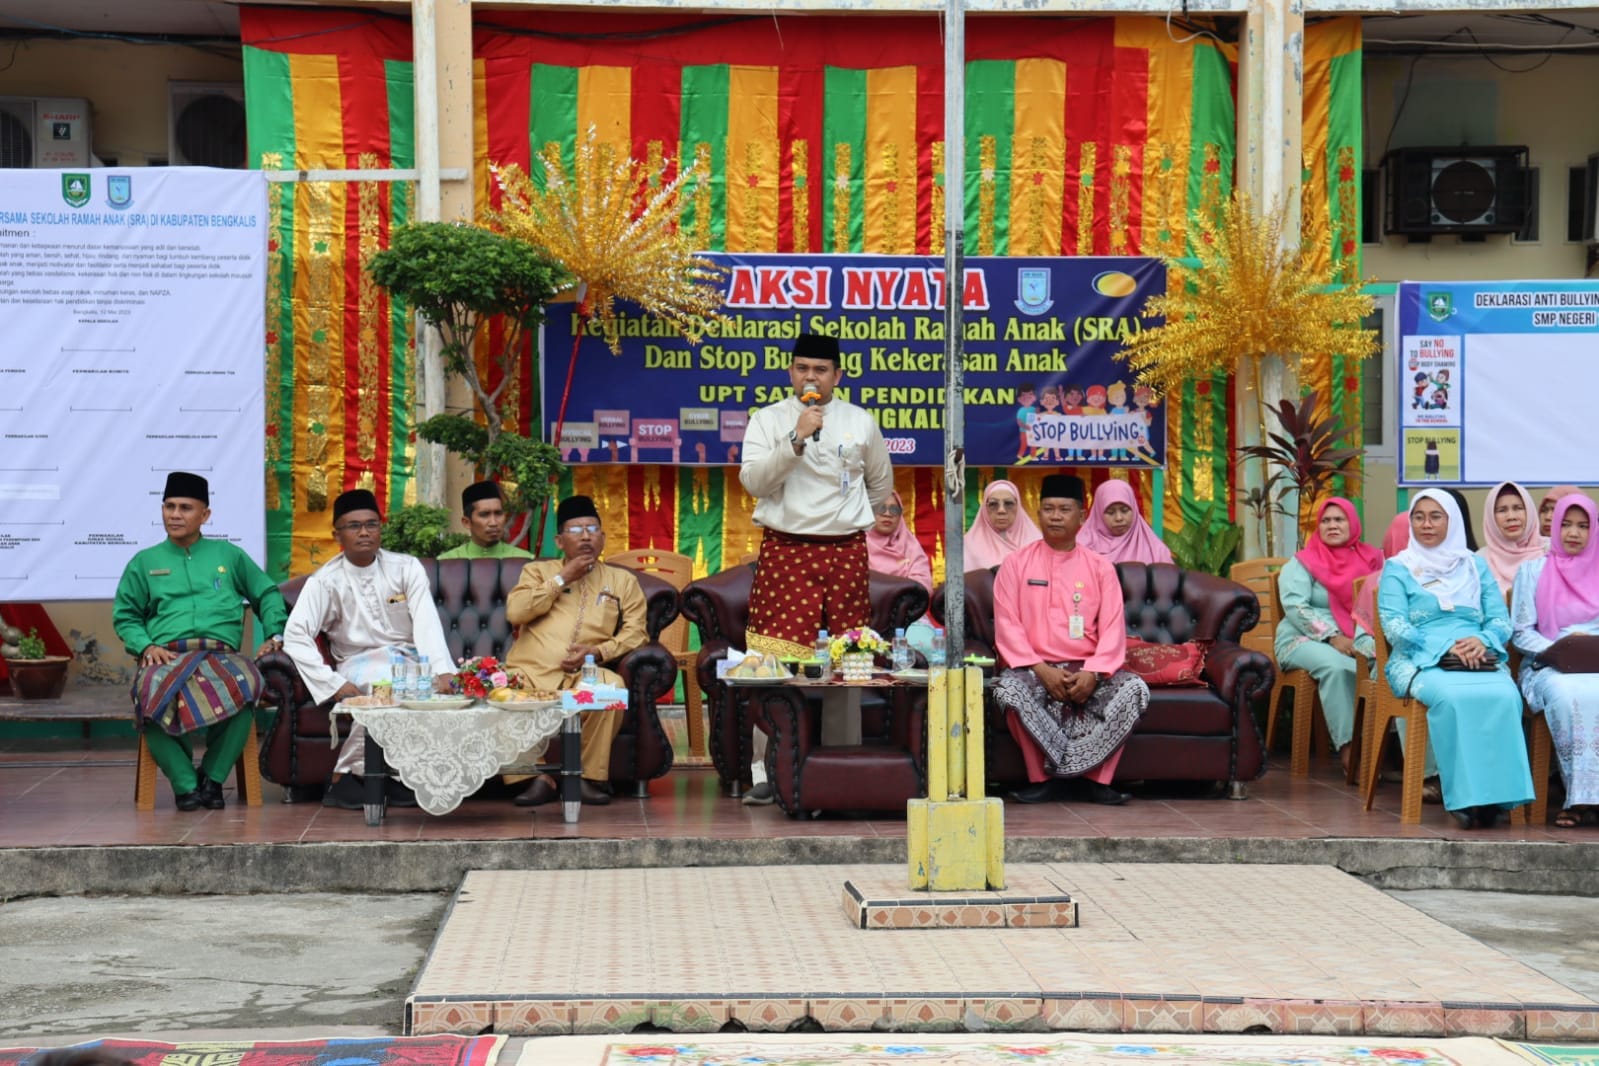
left=491, top=698, right=561, bottom=711
left=889, top=668, right=929, bottom=682
left=723, top=675, right=794, bottom=686
left=399, top=696, right=478, bottom=710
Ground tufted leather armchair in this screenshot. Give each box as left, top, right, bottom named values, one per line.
left=932, top=562, right=1271, bottom=796
left=257, top=557, right=680, bottom=797
left=677, top=562, right=931, bottom=793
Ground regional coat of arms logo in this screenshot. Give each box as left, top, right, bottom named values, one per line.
left=106, top=175, right=133, bottom=210
left=1014, top=268, right=1054, bottom=316
left=61, top=173, right=90, bottom=208
left=1426, top=291, right=1453, bottom=321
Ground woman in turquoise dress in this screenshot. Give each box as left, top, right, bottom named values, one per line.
left=1377, top=489, right=1534, bottom=829
left=1275, top=497, right=1382, bottom=779
left=1510, top=493, right=1599, bottom=829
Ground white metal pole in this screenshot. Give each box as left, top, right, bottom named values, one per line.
left=411, top=0, right=446, bottom=505
left=941, top=0, right=967, bottom=663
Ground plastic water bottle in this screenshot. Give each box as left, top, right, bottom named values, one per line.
left=815, top=630, right=832, bottom=681
left=929, top=629, right=947, bottom=668
left=580, top=654, right=599, bottom=689
left=386, top=650, right=404, bottom=700
left=891, top=628, right=911, bottom=672
left=417, top=655, right=431, bottom=700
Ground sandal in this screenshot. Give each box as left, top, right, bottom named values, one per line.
left=1554, top=807, right=1580, bottom=829
left=1422, top=777, right=1443, bottom=805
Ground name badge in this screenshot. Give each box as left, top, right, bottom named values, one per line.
left=1027, top=578, right=1049, bottom=587
left=148, top=568, right=171, bottom=576
left=1069, top=613, right=1085, bottom=639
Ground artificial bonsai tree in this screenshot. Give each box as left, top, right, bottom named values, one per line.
left=367, top=221, right=573, bottom=547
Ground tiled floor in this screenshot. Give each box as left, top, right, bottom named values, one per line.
left=0, top=735, right=1584, bottom=848
left=406, top=864, right=1597, bottom=1039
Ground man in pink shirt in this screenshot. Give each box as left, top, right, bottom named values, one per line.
left=991, top=473, right=1150, bottom=804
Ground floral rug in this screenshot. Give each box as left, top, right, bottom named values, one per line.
left=588, top=1038, right=1480, bottom=1065
left=0, top=1036, right=504, bottom=1066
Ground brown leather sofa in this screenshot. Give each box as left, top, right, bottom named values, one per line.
left=677, top=563, right=931, bottom=800
left=258, top=557, right=680, bottom=798
left=932, top=562, right=1271, bottom=797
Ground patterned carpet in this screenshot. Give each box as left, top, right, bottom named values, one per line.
left=0, top=1037, right=504, bottom=1066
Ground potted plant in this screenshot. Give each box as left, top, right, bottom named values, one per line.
left=2, top=626, right=71, bottom=700
left=1234, top=389, right=1363, bottom=553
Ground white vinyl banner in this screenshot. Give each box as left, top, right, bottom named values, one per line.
left=0, top=167, right=267, bottom=600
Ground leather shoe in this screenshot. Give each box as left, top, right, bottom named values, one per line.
left=195, top=776, right=226, bottom=810
left=1448, top=808, right=1476, bottom=830
left=1009, top=780, right=1066, bottom=804
left=580, top=779, right=612, bottom=806
left=1475, top=805, right=1500, bottom=829
left=513, top=777, right=558, bottom=808
left=1082, top=781, right=1132, bottom=806
left=1422, top=777, right=1443, bottom=805
left=322, top=774, right=369, bottom=810
left=174, top=789, right=202, bottom=812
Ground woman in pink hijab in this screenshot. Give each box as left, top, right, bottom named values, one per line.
left=1539, top=486, right=1585, bottom=538
left=1478, top=481, right=1546, bottom=594
left=964, top=479, right=1042, bottom=571
left=1510, top=494, right=1599, bottom=827
left=1352, top=514, right=1411, bottom=637
left=866, top=491, right=932, bottom=593
left=1078, top=479, right=1173, bottom=564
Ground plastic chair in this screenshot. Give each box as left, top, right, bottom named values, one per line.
left=607, top=548, right=704, bottom=759
left=1267, top=567, right=1335, bottom=777
left=1360, top=594, right=1430, bottom=824
left=135, top=716, right=264, bottom=810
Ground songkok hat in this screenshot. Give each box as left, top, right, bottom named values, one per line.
left=556, top=495, right=601, bottom=529
left=792, top=332, right=840, bottom=365
left=333, top=488, right=380, bottom=521
left=462, top=480, right=502, bottom=513
left=1040, top=474, right=1086, bottom=503
left=162, top=471, right=209, bottom=504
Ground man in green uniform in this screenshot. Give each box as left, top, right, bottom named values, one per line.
left=112, top=471, right=288, bottom=811
left=438, top=481, right=534, bottom=560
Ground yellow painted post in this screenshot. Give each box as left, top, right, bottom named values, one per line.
left=925, top=665, right=948, bottom=803
left=965, top=666, right=986, bottom=800
left=944, top=666, right=966, bottom=798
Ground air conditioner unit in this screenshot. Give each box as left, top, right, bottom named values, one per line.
left=0, top=96, right=92, bottom=169
left=168, top=82, right=246, bottom=168
left=1382, top=146, right=1531, bottom=237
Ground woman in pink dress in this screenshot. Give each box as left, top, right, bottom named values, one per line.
left=1077, top=480, right=1172, bottom=565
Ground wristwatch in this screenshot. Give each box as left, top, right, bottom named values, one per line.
left=788, top=430, right=805, bottom=451
left=552, top=573, right=566, bottom=589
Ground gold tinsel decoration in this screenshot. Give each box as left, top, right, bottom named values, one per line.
left=486, top=126, right=725, bottom=353
left=1117, top=191, right=1379, bottom=394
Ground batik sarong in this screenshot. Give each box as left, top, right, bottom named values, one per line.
left=993, top=662, right=1149, bottom=776
left=746, top=529, right=870, bottom=660
left=131, top=637, right=263, bottom=736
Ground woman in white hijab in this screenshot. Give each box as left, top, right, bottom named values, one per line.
left=1376, top=488, right=1533, bottom=830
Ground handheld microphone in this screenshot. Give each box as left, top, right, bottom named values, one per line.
left=801, top=386, right=822, bottom=441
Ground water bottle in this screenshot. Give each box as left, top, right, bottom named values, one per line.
left=417, top=655, right=431, bottom=700
left=385, top=650, right=403, bottom=701
left=929, top=629, right=946, bottom=668
left=580, top=654, right=599, bottom=689
left=891, top=628, right=910, bottom=672
left=815, top=629, right=832, bottom=681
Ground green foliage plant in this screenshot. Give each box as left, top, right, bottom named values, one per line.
left=368, top=222, right=573, bottom=526
left=380, top=504, right=468, bottom=560
left=14, top=628, right=48, bottom=660
left=1166, top=503, right=1245, bottom=577
left=1234, top=389, right=1362, bottom=552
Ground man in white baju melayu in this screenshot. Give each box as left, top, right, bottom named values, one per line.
left=281, top=488, right=456, bottom=809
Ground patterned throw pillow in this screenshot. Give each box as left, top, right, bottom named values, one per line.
left=1122, top=639, right=1209, bottom=687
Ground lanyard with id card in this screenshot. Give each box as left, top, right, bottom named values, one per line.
left=1069, top=581, right=1086, bottom=638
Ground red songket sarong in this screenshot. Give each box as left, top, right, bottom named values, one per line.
left=746, top=529, right=871, bottom=659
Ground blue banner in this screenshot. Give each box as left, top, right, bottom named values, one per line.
left=541, top=253, right=1166, bottom=467
left=1397, top=280, right=1599, bottom=487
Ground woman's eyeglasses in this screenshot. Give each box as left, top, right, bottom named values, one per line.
left=875, top=505, right=904, bottom=517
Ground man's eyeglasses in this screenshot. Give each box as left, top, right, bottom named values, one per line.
left=336, top=520, right=382, bottom=533
left=561, top=524, right=602, bottom=537
left=875, top=505, right=904, bottom=517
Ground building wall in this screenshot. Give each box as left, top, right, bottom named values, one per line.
left=1357, top=54, right=1599, bottom=540
left=0, top=38, right=243, bottom=166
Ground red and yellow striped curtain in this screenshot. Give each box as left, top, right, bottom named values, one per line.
left=241, top=8, right=1360, bottom=579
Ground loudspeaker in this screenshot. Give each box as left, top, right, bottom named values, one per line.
left=1382, top=146, right=1531, bottom=237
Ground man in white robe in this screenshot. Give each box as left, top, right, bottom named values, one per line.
left=282, top=489, right=456, bottom=809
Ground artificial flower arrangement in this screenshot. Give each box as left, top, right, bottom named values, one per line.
left=450, top=656, right=526, bottom=700
left=828, top=627, right=888, bottom=661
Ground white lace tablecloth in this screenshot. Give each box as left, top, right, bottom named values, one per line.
left=336, top=703, right=568, bottom=816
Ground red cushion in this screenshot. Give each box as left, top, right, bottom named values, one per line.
left=1123, top=639, right=1208, bottom=687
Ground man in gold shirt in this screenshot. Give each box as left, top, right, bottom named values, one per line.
left=504, top=495, right=648, bottom=807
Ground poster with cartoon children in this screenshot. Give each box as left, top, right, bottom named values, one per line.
left=1020, top=378, right=1158, bottom=466
left=1401, top=335, right=1461, bottom=428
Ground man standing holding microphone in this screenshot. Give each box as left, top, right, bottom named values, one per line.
left=737, top=332, right=893, bottom=803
